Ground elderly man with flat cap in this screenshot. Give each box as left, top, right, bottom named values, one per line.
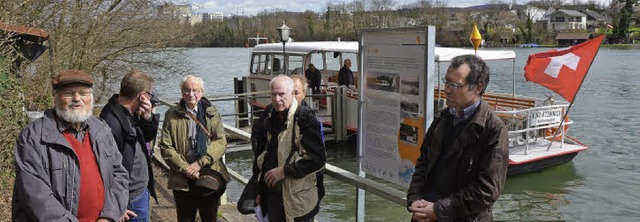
left=12, top=70, right=129, bottom=222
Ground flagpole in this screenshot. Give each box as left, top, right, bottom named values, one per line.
left=545, top=102, right=573, bottom=151
left=546, top=35, right=605, bottom=151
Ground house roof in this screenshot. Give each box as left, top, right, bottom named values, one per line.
left=581, top=10, right=605, bottom=20
left=556, top=32, right=592, bottom=40
left=555, top=9, right=586, bottom=17
left=0, top=23, right=49, bottom=42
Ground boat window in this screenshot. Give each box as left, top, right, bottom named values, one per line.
left=288, top=55, right=304, bottom=75
left=343, top=53, right=358, bottom=72
left=273, top=54, right=284, bottom=75
left=326, top=52, right=358, bottom=72
left=325, top=53, right=342, bottom=71
left=309, top=52, right=324, bottom=71
left=251, top=54, right=268, bottom=75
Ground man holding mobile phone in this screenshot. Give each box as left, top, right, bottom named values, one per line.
left=100, top=71, right=159, bottom=222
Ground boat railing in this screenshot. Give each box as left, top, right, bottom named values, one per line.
left=494, top=103, right=572, bottom=154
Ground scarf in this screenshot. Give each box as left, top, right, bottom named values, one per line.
left=195, top=101, right=208, bottom=159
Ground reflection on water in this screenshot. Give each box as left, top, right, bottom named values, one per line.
left=226, top=145, right=584, bottom=221
left=496, top=163, right=582, bottom=221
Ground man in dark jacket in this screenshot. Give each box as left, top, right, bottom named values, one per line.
left=100, top=71, right=159, bottom=222
left=407, top=55, right=509, bottom=222
left=304, top=63, right=322, bottom=95
left=337, top=59, right=353, bottom=88
left=13, top=70, right=129, bottom=222
left=251, top=75, right=326, bottom=222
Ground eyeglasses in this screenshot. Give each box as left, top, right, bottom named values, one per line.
left=442, top=78, right=469, bottom=89
left=182, top=88, right=202, bottom=94
left=145, top=91, right=156, bottom=100
left=59, top=90, right=92, bottom=99
left=145, top=91, right=158, bottom=106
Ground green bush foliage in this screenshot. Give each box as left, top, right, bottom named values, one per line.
left=0, top=57, right=25, bottom=173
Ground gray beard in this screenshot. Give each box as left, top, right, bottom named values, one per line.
left=56, top=103, right=93, bottom=123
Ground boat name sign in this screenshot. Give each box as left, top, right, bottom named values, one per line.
left=529, top=107, right=563, bottom=126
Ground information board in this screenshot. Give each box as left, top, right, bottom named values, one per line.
left=359, top=27, right=435, bottom=186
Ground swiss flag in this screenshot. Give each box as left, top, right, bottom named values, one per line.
left=524, top=35, right=604, bottom=102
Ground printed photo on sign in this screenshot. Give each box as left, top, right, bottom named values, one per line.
left=401, top=100, right=419, bottom=120
left=400, top=79, right=420, bottom=95
left=366, top=72, right=399, bottom=92
left=399, top=123, right=419, bottom=145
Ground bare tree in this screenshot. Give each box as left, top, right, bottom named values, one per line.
left=611, top=0, right=639, bottom=43
left=369, top=0, right=396, bottom=27
left=529, top=0, right=567, bottom=8
left=1, top=0, right=195, bottom=107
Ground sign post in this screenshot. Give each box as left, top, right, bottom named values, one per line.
left=356, top=26, right=435, bottom=221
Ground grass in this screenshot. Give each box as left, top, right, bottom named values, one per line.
left=602, top=44, right=640, bottom=49
left=0, top=171, right=14, bottom=221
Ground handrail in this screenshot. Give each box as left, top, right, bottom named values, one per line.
left=151, top=93, right=409, bottom=210
left=493, top=104, right=570, bottom=114
left=219, top=123, right=408, bottom=207
left=152, top=121, right=408, bottom=208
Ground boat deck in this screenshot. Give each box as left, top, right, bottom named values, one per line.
left=508, top=137, right=588, bottom=165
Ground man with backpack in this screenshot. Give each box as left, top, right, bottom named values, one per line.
left=250, top=75, right=326, bottom=222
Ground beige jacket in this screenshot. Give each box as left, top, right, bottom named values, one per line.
left=256, top=100, right=322, bottom=221
left=159, top=98, right=229, bottom=191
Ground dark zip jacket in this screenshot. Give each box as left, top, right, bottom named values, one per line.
left=100, top=94, right=159, bottom=202
left=407, top=101, right=509, bottom=222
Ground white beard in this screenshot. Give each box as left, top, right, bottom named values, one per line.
left=56, top=103, right=93, bottom=123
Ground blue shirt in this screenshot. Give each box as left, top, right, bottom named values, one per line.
left=448, top=99, right=481, bottom=126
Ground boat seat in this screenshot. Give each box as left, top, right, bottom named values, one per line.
left=434, top=88, right=536, bottom=111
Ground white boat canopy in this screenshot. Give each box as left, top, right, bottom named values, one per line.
left=252, top=41, right=359, bottom=54
left=434, top=47, right=515, bottom=62
left=252, top=41, right=515, bottom=62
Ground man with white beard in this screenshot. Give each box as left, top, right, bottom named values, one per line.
left=12, top=70, right=129, bottom=222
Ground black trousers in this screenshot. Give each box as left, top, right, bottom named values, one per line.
left=173, top=189, right=221, bottom=222
left=262, top=190, right=317, bottom=222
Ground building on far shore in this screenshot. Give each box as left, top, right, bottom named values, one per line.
left=157, top=3, right=223, bottom=26
left=157, top=3, right=192, bottom=24
left=556, top=32, right=592, bottom=47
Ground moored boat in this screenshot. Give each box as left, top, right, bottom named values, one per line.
left=246, top=33, right=268, bottom=47
left=242, top=40, right=588, bottom=176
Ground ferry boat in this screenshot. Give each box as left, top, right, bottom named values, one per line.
left=245, top=33, right=268, bottom=47
left=242, top=40, right=588, bottom=176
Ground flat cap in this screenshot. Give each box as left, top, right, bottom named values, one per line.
left=52, top=70, right=94, bottom=90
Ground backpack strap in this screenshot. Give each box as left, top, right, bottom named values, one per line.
left=285, top=112, right=300, bottom=164
left=286, top=105, right=312, bottom=164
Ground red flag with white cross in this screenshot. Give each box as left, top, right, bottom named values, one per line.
left=524, top=35, right=604, bottom=102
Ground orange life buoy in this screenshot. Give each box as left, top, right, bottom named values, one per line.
left=545, top=116, right=569, bottom=141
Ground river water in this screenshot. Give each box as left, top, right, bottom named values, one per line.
left=153, top=47, right=640, bottom=221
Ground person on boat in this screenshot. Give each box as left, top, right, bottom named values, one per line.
left=291, top=74, right=308, bottom=105
left=99, top=70, right=159, bottom=222
left=159, top=75, right=230, bottom=222
left=251, top=75, right=326, bottom=222
left=13, top=70, right=129, bottom=222
left=305, top=63, right=322, bottom=95
left=273, top=57, right=282, bottom=74
left=407, top=55, right=509, bottom=222
left=337, top=58, right=354, bottom=89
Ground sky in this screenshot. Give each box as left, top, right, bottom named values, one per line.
left=182, top=0, right=612, bottom=17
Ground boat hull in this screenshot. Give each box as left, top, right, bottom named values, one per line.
left=507, top=136, right=588, bottom=176
left=508, top=150, right=579, bottom=176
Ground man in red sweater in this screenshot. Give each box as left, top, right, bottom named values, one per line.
left=13, top=70, right=129, bottom=221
